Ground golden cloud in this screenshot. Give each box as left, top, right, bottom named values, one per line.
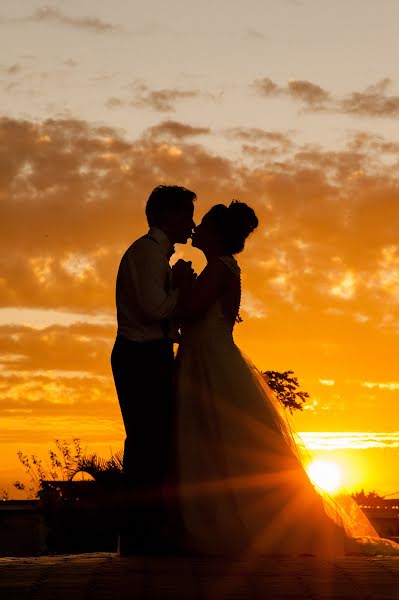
left=0, top=323, right=113, bottom=375
left=1, top=116, right=399, bottom=320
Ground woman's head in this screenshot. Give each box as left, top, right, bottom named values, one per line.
left=192, top=200, right=258, bottom=255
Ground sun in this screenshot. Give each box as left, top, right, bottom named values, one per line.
left=306, top=460, right=342, bottom=493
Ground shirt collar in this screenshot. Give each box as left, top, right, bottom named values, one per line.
left=148, top=227, right=175, bottom=258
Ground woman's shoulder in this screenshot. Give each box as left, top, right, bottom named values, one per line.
left=198, top=256, right=240, bottom=293
left=215, top=255, right=241, bottom=278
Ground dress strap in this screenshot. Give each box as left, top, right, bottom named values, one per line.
left=217, top=255, right=241, bottom=278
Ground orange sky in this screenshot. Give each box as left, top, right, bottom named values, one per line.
left=1, top=1, right=399, bottom=498
left=1, top=116, right=399, bottom=497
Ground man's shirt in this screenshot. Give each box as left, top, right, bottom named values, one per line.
left=115, top=227, right=178, bottom=342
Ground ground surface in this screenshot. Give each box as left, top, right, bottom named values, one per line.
left=1, top=552, right=399, bottom=599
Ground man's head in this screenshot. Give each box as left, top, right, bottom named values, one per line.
left=146, top=185, right=196, bottom=244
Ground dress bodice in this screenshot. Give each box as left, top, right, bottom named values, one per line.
left=181, top=256, right=241, bottom=346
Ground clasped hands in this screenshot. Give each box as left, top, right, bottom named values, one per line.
left=172, top=259, right=197, bottom=289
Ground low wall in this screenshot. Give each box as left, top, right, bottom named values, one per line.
left=1, top=499, right=398, bottom=556
left=0, top=501, right=47, bottom=556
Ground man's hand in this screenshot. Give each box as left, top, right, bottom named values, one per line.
left=172, top=259, right=196, bottom=289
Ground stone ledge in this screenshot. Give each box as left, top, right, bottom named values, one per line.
left=1, top=553, right=399, bottom=599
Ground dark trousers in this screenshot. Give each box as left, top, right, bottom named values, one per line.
left=111, top=334, right=175, bottom=548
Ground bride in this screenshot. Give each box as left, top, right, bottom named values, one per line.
left=174, top=200, right=399, bottom=557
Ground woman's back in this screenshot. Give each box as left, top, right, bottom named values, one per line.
left=180, top=256, right=241, bottom=347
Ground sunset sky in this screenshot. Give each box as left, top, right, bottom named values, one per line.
left=1, top=0, right=399, bottom=497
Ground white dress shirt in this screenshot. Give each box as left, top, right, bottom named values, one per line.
left=115, top=227, right=179, bottom=342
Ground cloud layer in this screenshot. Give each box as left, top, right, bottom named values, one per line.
left=107, top=81, right=206, bottom=112
left=253, top=77, right=399, bottom=118
left=300, top=432, right=399, bottom=451
left=25, top=6, right=121, bottom=33
left=1, top=115, right=399, bottom=325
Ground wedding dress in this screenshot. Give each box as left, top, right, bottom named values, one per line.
left=175, top=255, right=399, bottom=557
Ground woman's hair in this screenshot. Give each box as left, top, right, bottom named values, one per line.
left=205, top=200, right=259, bottom=254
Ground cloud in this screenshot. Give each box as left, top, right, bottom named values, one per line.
left=0, top=63, right=22, bottom=76
left=240, top=290, right=267, bottom=319
left=349, top=131, right=399, bottom=155
left=0, top=307, right=112, bottom=329
left=0, top=322, right=119, bottom=441
left=319, top=379, right=335, bottom=386
left=287, top=80, right=330, bottom=109
left=300, top=432, right=399, bottom=451
left=116, top=81, right=204, bottom=112
left=0, top=323, right=113, bottom=375
left=145, top=120, right=211, bottom=140
left=253, top=78, right=330, bottom=111
left=225, top=127, right=294, bottom=157
left=225, top=127, right=292, bottom=146
left=340, top=78, right=399, bottom=118
left=253, top=77, right=281, bottom=97
left=105, top=97, right=124, bottom=109
left=27, top=6, right=121, bottom=33
left=329, top=271, right=357, bottom=300
left=64, top=59, right=78, bottom=68
left=0, top=373, right=116, bottom=419
left=244, top=29, right=266, bottom=41
left=362, top=381, right=399, bottom=391
left=107, top=81, right=222, bottom=113
left=253, top=77, right=399, bottom=118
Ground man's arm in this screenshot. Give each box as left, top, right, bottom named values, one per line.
left=128, top=240, right=179, bottom=321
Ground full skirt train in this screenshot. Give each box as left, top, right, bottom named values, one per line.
left=175, top=327, right=399, bottom=557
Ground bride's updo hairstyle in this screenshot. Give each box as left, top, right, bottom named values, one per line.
left=206, top=200, right=258, bottom=254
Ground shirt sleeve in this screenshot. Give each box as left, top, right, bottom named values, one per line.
left=127, top=239, right=179, bottom=321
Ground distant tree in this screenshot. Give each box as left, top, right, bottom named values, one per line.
left=68, top=451, right=123, bottom=485
left=351, top=489, right=385, bottom=507
left=263, top=370, right=310, bottom=413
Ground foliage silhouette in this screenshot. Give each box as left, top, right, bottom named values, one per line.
left=352, top=489, right=385, bottom=507
left=13, top=438, right=123, bottom=498
left=263, top=370, right=309, bottom=413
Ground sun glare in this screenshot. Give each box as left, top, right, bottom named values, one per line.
left=307, top=460, right=342, bottom=493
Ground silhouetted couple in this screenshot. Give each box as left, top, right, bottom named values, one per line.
left=112, top=185, right=399, bottom=557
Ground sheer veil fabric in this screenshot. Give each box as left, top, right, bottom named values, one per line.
left=175, top=256, right=399, bottom=557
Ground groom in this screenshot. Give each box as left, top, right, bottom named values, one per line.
left=111, top=185, right=196, bottom=554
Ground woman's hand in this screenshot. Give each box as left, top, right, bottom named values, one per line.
left=172, top=259, right=197, bottom=289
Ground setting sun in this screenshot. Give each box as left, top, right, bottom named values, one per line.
left=307, top=460, right=342, bottom=494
